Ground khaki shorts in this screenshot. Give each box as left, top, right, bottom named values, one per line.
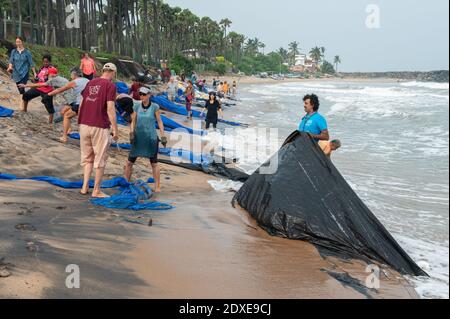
left=79, top=124, right=111, bottom=169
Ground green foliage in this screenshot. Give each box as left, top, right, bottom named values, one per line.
left=237, top=52, right=288, bottom=75
left=169, top=54, right=195, bottom=75
left=320, top=60, right=336, bottom=74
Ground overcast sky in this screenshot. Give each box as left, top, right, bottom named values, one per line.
left=164, top=0, right=449, bottom=72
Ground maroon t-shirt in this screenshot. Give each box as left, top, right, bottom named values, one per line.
left=78, top=77, right=117, bottom=129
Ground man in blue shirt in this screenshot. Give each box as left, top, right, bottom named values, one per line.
left=298, top=94, right=330, bottom=142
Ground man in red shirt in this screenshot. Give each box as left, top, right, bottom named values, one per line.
left=78, top=63, right=119, bottom=198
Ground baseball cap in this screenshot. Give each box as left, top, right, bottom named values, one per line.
left=138, top=87, right=152, bottom=95
left=103, top=63, right=117, bottom=72
left=48, top=67, right=58, bottom=76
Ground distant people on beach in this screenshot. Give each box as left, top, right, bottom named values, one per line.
left=80, top=53, right=97, bottom=80
left=201, top=92, right=223, bottom=130
left=115, top=82, right=134, bottom=123
left=162, top=68, right=171, bottom=83
left=77, top=63, right=119, bottom=198
left=318, top=140, right=342, bottom=159
left=298, top=94, right=329, bottom=142
left=19, top=54, right=55, bottom=123
left=48, top=67, right=89, bottom=143
left=223, top=81, right=229, bottom=95
left=166, top=77, right=178, bottom=102
left=232, top=80, right=237, bottom=96
left=7, top=36, right=36, bottom=96
left=125, top=86, right=167, bottom=193
left=185, top=80, right=195, bottom=119
left=130, top=76, right=144, bottom=100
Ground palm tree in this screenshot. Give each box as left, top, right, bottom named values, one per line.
left=309, top=46, right=323, bottom=64
left=277, top=47, right=289, bottom=64
left=219, top=18, right=232, bottom=38
left=320, top=46, right=326, bottom=62
left=334, top=55, right=342, bottom=73
left=288, top=41, right=300, bottom=65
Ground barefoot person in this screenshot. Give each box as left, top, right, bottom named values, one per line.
left=7, top=37, right=36, bottom=97
left=125, top=87, right=167, bottom=193
left=318, top=139, right=342, bottom=159
left=78, top=63, right=119, bottom=198
left=47, top=67, right=89, bottom=143
left=20, top=54, right=55, bottom=123
left=200, top=92, right=223, bottom=130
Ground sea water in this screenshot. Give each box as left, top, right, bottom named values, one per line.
left=210, top=79, right=449, bottom=299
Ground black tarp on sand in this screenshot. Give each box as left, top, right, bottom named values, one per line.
left=233, top=131, right=427, bottom=277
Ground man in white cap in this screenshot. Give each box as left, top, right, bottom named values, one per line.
left=78, top=62, right=119, bottom=198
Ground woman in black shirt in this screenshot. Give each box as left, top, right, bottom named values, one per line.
left=201, top=92, right=223, bottom=130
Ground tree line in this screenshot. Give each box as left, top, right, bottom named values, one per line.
left=0, top=0, right=341, bottom=74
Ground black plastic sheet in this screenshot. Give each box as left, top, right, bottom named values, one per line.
left=233, top=131, right=427, bottom=277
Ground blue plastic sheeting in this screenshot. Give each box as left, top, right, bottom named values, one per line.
left=159, top=148, right=212, bottom=165
left=0, top=105, right=14, bottom=117
left=115, top=109, right=201, bottom=135
left=67, top=133, right=211, bottom=165
left=91, top=181, right=174, bottom=211
left=152, top=95, right=247, bottom=127
left=0, top=173, right=129, bottom=189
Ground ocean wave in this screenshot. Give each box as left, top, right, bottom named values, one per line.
left=395, top=234, right=449, bottom=299
left=401, top=81, right=450, bottom=90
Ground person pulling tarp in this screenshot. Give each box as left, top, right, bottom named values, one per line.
left=232, top=131, right=428, bottom=277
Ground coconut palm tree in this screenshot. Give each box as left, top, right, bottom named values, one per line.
left=334, top=55, right=342, bottom=73
left=309, top=46, right=323, bottom=64
left=288, top=41, right=300, bottom=66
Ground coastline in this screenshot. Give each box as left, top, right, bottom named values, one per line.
left=0, top=72, right=420, bottom=299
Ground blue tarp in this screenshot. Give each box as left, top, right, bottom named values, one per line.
left=0, top=105, right=14, bottom=117
left=152, top=95, right=247, bottom=127
left=91, top=180, right=174, bottom=211
left=0, top=173, right=129, bottom=189
left=116, top=109, right=203, bottom=135
left=67, top=133, right=211, bottom=165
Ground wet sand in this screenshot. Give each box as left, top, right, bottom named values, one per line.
left=0, top=72, right=418, bottom=298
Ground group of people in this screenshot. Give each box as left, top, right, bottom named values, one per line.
left=7, top=37, right=166, bottom=197
left=213, top=79, right=237, bottom=98
left=6, top=37, right=339, bottom=199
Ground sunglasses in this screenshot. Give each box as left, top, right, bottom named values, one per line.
left=139, top=93, right=149, bottom=96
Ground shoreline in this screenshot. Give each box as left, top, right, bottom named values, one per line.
left=199, top=75, right=431, bottom=86
left=0, top=72, right=420, bottom=299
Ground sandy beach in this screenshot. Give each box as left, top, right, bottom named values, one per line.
left=0, top=72, right=419, bottom=299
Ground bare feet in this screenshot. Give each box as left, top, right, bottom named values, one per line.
left=60, top=136, right=68, bottom=143
left=154, top=188, right=161, bottom=194
left=92, top=191, right=110, bottom=199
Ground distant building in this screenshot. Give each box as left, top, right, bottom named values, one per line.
left=182, top=49, right=200, bottom=59
left=290, top=53, right=317, bottom=73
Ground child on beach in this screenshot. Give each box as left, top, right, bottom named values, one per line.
left=19, top=54, right=55, bottom=123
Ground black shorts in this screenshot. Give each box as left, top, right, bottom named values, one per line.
left=206, top=118, right=218, bottom=129
left=128, top=145, right=159, bottom=164
left=16, top=74, right=29, bottom=95
left=22, top=88, right=55, bottom=114
left=128, top=154, right=158, bottom=164
left=83, top=73, right=94, bottom=80
left=70, top=103, right=80, bottom=114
